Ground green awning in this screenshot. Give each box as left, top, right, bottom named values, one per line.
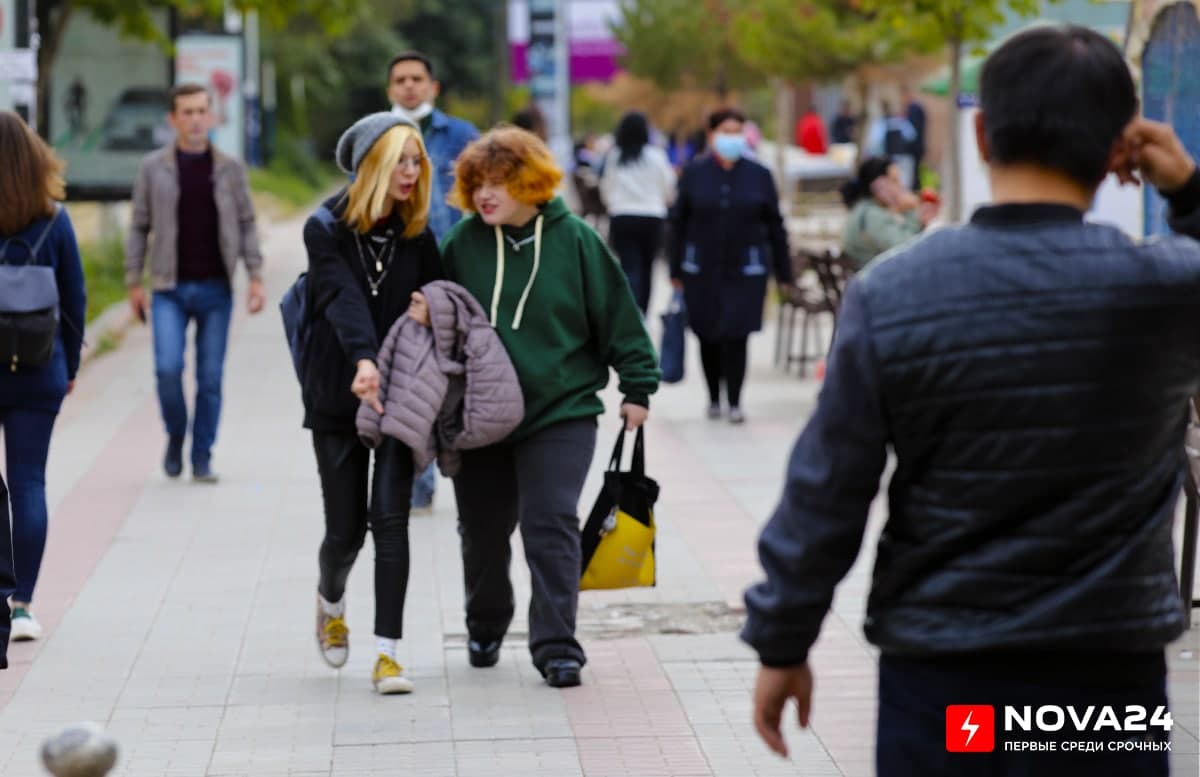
left=920, top=55, right=985, bottom=97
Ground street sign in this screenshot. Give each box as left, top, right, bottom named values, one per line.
left=0, top=47, right=34, bottom=80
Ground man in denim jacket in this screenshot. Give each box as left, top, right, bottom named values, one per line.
left=387, top=50, right=479, bottom=512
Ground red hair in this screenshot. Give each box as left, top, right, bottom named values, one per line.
left=449, top=126, right=562, bottom=212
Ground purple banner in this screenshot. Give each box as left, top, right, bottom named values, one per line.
left=510, top=39, right=624, bottom=84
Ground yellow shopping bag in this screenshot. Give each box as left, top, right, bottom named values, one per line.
left=580, top=426, right=659, bottom=590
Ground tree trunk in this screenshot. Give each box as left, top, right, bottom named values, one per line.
left=772, top=77, right=792, bottom=208
left=489, top=0, right=509, bottom=126
left=946, top=36, right=964, bottom=222
left=35, top=0, right=74, bottom=139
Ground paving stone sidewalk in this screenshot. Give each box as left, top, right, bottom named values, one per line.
left=0, top=211, right=1196, bottom=777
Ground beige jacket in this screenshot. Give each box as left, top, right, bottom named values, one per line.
left=124, top=145, right=263, bottom=289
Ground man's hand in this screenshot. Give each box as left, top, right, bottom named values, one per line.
left=1115, top=119, right=1197, bottom=191
left=247, top=279, right=266, bottom=315
left=620, top=403, right=648, bottom=431
left=408, top=292, right=431, bottom=327
left=66, top=380, right=75, bottom=396
left=127, top=285, right=148, bottom=323
left=351, top=359, right=383, bottom=414
left=752, top=663, right=814, bottom=758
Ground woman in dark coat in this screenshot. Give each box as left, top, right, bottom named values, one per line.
left=670, top=107, right=792, bottom=424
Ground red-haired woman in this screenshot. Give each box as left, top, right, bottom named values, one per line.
left=421, top=126, right=660, bottom=687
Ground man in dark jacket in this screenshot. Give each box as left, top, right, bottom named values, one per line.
left=742, top=25, right=1200, bottom=776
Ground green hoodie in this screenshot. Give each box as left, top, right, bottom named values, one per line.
left=440, top=197, right=660, bottom=442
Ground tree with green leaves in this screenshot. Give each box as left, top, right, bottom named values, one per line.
left=612, top=0, right=762, bottom=99
left=33, top=0, right=361, bottom=142
left=860, top=0, right=1046, bottom=220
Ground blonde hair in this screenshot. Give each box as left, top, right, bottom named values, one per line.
left=449, top=126, right=562, bottom=212
left=342, top=124, right=431, bottom=238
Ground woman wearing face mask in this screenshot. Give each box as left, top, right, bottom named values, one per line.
left=301, top=113, right=442, bottom=695
left=670, top=107, right=792, bottom=424
left=840, top=155, right=938, bottom=270
left=425, top=126, right=660, bottom=688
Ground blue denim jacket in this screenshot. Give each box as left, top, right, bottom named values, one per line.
left=422, top=109, right=479, bottom=241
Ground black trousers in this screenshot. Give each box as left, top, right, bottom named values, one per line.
left=453, top=419, right=597, bottom=671
left=877, top=653, right=1171, bottom=777
left=312, top=431, right=413, bottom=639
left=609, top=215, right=664, bottom=314
left=699, top=337, right=749, bottom=408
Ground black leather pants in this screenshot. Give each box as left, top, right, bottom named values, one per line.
left=312, top=431, right=413, bottom=639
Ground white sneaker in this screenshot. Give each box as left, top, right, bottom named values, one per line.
left=10, top=606, right=43, bottom=641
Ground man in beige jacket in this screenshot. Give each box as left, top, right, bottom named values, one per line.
left=125, top=83, right=264, bottom=483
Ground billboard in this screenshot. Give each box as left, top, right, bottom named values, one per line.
left=50, top=7, right=172, bottom=200
left=509, top=0, right=624, bottom=84
left=175, top=34, right=244, bottom=159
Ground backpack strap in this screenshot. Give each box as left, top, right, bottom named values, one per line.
left=0, top=205, right=62, bottom=266
left=29, top=204, right=63, bottom=261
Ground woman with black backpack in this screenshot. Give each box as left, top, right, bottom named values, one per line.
left=0, top=111, right=87, bottom=645
left=300, top=113, right=442, bottom=694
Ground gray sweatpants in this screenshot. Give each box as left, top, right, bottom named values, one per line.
left=452, top=418, right=597, bottom=672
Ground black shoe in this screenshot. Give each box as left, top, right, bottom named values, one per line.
left=192, top=461, right=219, bottom=484
left=468, top=639, right=502, bottom=668
left=163, top=437, right=184, bottom=478
left=543, top=658, right=582, bottom=688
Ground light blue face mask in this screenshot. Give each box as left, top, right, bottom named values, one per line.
left=712, top=132, right=748, bottom=161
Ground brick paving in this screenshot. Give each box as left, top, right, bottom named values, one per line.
left=0, top=211, right=1196, bottom=776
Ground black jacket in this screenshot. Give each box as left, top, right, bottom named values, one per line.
left=669, top=154, right=791, bottom=341
left=301, top=191, right=443, bottom=431
left=743, top=172, right=1200, bottom=667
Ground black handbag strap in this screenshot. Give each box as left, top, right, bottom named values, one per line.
left=607, top=423, right=646, bottom=477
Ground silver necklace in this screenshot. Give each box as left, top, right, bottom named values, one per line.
left=354, top=233, right=395, bottom=297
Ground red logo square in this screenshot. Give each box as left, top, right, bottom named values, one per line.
left=946, top=705, right=995, bottom=752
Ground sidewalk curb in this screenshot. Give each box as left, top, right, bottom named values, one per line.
left=79, top=300, right=135, bottom=366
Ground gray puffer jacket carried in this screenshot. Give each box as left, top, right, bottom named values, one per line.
left=356, top=280, right=524, bottom=475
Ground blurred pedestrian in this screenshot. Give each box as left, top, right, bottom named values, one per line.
left=600, top=111, right=677, bottom=313
left=302, top=113, right=443, bottom=695
left=794, top=106, right=828, bottom=155
left=512, top=105, right=549, bottom=141
left=839, top=156, right=937, bottom=269
left=830, top=100, right=857, bottom=145
left=386, top=50, right=479, bottom=512
left=900, top=84, right=927, bottom=190
left=0, top=111, right=86, bottom=644
left=437, top=126, right=659, bottom=687
left=670, top=107, right=792, bottom=424
left=866, top=101, right=918, bottom=188
left=125, top=83, right=264, bottom=483
left=744, top=25, right=1200, bottom=776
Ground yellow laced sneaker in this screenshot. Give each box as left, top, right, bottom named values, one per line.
left=316, top=602, right=349, bottom=668
left=372, top=654, right=414, bottom=695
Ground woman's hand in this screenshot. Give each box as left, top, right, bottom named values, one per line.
left=621, top=403, right=649, bottom=431
left=408, top=292, right=431, bottom=327
left=352, top=359, right=383, bottom=413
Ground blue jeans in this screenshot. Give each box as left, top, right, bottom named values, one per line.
left=0, top=405, right=57, bottom=604
left=151, top=281, right=233, bottom=467
left=0, top=469, right=10, bottom=666
left=413, top=462, right=437, bottom=507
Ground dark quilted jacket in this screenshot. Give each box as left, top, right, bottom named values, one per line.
left=356, top=281, right=524, bottom=475
left=743, top=181, right=1200, bottom=667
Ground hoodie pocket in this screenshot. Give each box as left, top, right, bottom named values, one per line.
left=681, top=243, right=700, bottom=275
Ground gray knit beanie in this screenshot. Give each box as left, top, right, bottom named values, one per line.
left=335, top=112, right=420, bottom=175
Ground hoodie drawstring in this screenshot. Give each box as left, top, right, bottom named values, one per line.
left=491, top=214, right=544, bottom=331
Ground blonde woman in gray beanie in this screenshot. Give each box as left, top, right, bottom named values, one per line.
left=301, top=113, right=442, bottom=694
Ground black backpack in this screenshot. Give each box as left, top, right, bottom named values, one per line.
left=0, top=207, right=62, bottom=372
